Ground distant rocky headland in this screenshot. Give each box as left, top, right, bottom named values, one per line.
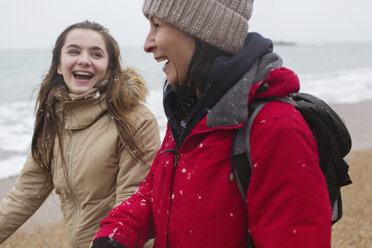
left=273, top=41, right=296, bottom=46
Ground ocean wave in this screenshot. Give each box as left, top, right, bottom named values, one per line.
left=0, top=156, right=27, bottom=179
left=0, top=101, right=33, bottom=154
left=299, top=67, right=372, bottom=104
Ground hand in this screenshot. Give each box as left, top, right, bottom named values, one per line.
left=91, top=237, right=126, bottom=248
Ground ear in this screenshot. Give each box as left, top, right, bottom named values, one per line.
left=57, top=64, right=63, bottom=75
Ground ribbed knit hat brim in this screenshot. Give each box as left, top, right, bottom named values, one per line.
left=143, top=0, right=253, bottom=54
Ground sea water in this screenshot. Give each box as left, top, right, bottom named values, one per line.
left=1, top=42, right=371, bottom=179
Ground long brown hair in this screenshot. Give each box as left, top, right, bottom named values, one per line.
left=31, top=20, right=147, bottom=174
left=171, top=38, right=231, bottom=120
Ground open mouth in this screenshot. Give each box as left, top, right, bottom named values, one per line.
left=73, top=71, right=94, bottom=80
left=156, top=56, right=169, bottom=65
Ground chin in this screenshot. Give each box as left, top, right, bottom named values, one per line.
left=71, top=88, right=90, bottom=95
left=167, top=78, right=179, bottom=86
left=166, top=80, right=175, bottom=86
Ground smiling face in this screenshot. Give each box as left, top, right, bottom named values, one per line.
left=144, top=17, right=195, bottom=86
left=57, top=28, right=109, bottom=94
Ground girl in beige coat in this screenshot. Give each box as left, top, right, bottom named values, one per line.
left=0, top=21, right=160, bottom=248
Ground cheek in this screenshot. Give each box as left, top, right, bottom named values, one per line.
left=99, top=61, right=109, bottom=76
left=58, top=56, right=72, bottom=74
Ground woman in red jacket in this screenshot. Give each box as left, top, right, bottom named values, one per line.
left=91, top=0, right=332, bottom=247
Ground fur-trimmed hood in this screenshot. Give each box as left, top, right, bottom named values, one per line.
left=118, top=67, right=148, bottom=107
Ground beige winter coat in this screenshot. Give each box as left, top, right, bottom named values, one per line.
left=0, top=79, right=160, bottom=247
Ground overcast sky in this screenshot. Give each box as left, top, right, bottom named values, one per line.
left=0, top=0, right=371, bottom=49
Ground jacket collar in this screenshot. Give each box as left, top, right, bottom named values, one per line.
left=57, top=68, right=148, bottom=130
left=63, top=93, right=107, bottom=130
left=206, top=64, right=300, bottom=128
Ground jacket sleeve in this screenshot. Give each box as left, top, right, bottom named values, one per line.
left=0, top=154, right=53, bottom=243
left=114, top=105, right=160, bottom=206
left=247, top=102, right=332, bottom=248
left=93, top=154, right=158, bottom=248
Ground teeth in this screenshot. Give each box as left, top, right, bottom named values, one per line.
left=156, top=57, right=168, bottom=62
left=74, top=71, right=93, bottom=76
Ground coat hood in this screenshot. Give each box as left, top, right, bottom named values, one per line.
left=117, top=67, right=148, bottom=106
left=206, top=64, right=300, bottom=129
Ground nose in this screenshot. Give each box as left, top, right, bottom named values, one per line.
left=77, top=52, right=92, bottom=66
left=144, top=31, right=155, bottom=53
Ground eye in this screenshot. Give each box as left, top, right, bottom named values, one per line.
left=92, top=51, right=103, bottom=58
left=151, top=19, right=162, bottom=30
left=154, top=22, right=160, bottom=29
left=67, top=49, right=79, bottom=55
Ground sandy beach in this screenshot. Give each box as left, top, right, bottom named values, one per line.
left=1, top=100, right=371, bottom=247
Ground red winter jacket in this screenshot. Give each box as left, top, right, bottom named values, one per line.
left=94, top=53, right=332, bottom=247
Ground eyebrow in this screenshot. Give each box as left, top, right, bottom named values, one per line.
left=65, top=44, right=105, bottom=53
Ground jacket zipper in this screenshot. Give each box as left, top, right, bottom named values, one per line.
left=66, top=131, right=81, bottom=248
left=162, top=125, right=242, bottom=246
left=163, top=130, right=216, bottom=246
left=160, top=149, right=179, bottom=248
left=173, top=154, right=179, bottom=168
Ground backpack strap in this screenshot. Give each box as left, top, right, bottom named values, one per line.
left=232, top=94, right=338, bottom=198
left=231, top=98, right=282, bottom=248
left=231, top=100, right=270, bottom=200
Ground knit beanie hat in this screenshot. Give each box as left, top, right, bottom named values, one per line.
left=143, top=0, right=254, bottom=54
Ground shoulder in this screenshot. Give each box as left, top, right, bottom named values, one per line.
left=128, top=104, right=160, bottom=144
left=250, top=100, right=316, bottom=148
left=253, top=100, right=307, bottom=130
left=129, top=104, right=157, bottom=125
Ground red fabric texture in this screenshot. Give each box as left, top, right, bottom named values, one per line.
left=94, top=68, right=332, bottom=248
